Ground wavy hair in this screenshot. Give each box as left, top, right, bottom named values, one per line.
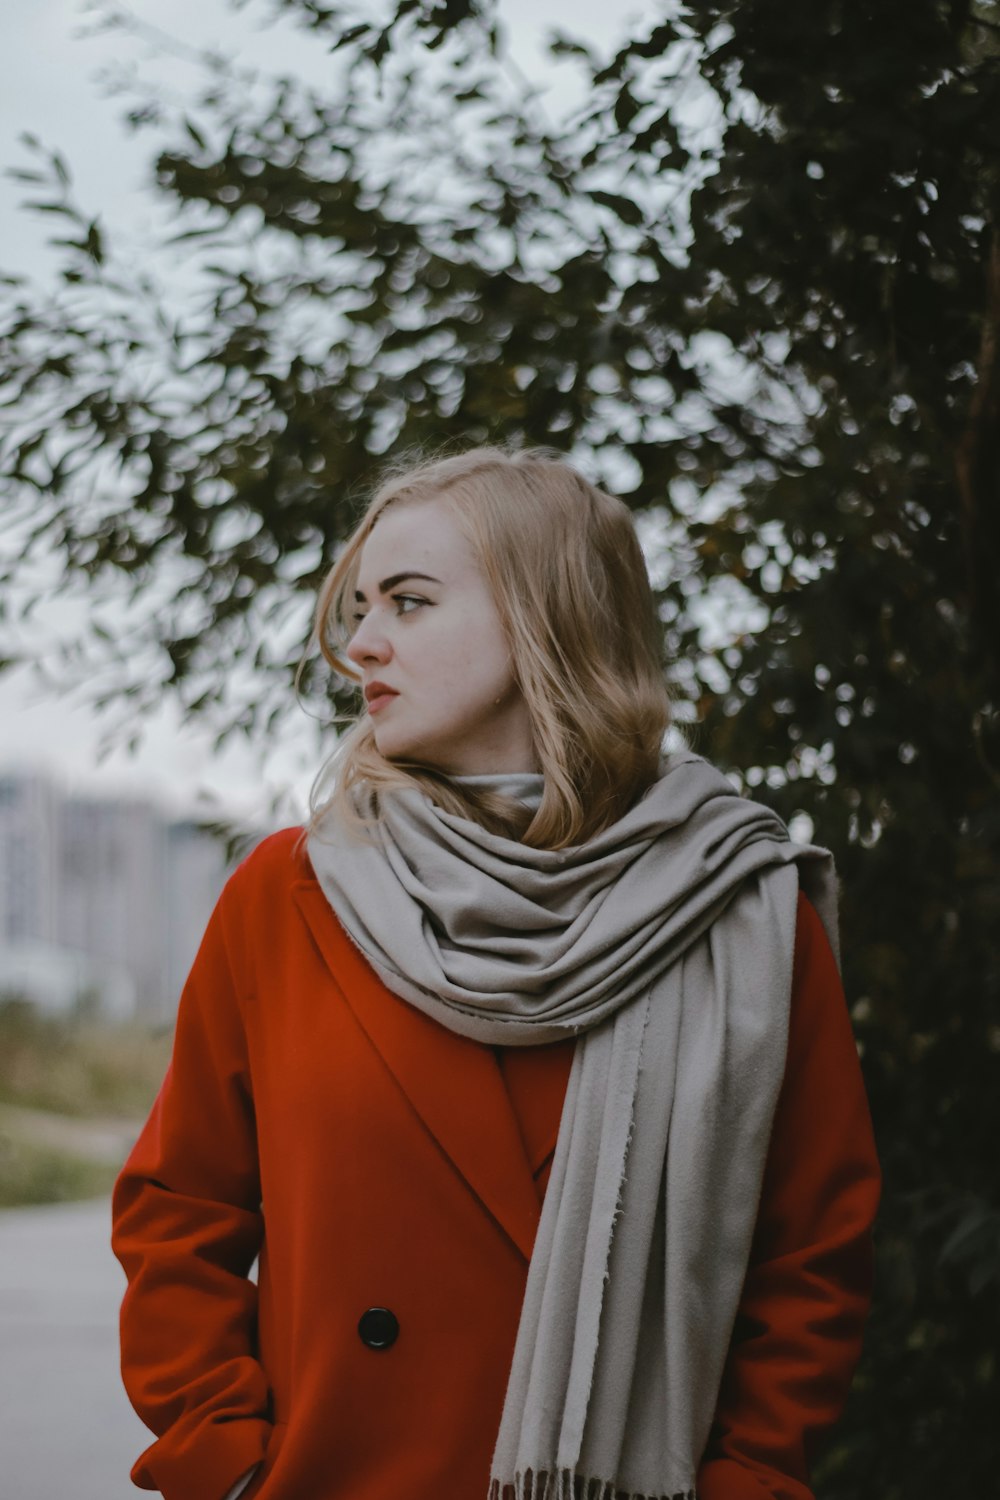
left=297, top=443, right=678, bottom=850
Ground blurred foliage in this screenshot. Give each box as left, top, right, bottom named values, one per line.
left=0, top=1127, right=119, bottom=1208
left=1, top=0, right=999, bottom=1490
left=0, top=996, right=164, bottom=1207
left=0, top=997, right=173, bottom=1119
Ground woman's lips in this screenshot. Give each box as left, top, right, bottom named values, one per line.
left=368, top=692, right=398, bottom=714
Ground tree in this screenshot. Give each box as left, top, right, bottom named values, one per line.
left=1, top=3, right=998, bottom=1494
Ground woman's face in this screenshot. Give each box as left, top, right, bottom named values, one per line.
left=344, top=498, right=539, bottom=775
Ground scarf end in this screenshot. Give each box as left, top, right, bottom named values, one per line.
left=488, top=1471, right=697, bottom=1500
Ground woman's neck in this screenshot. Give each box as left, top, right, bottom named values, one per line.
left=451, top=768, right=544, bottom=812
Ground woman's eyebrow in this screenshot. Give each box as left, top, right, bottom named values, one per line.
left=354, top=571, right=442, bottom=602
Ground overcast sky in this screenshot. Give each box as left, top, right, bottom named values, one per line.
left=0, top=0, right=661, bottom=824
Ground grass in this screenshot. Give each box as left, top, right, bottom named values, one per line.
left=0, top=1130, right=120, bottom=1208
left=0, top=996, right=173, bottom=1119
left=0, top=997, right=174, bottom=1208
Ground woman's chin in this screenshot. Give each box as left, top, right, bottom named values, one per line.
left=372, top=724, right=422, bottom=762
left=375, top=730, right=451, bottom=775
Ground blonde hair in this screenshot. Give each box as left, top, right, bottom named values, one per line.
left=297, top=443, right=677, bottom=850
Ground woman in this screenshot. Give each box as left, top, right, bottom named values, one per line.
left=112, top=445, right=881, bottom=1500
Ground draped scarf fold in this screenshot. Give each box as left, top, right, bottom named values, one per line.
left=306, top=747, right=840, bottom=1500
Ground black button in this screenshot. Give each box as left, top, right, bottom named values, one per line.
left=358, top=1306, right=399, bottom=1349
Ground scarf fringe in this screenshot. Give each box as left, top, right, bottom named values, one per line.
left=488, top=1471, right=696, bottom=1500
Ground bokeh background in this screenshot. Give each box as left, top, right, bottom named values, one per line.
left=1, top=2, right=998, bottom=1497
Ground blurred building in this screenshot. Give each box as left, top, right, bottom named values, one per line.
left=0, top=770, right=265, bottom=1023
left=0, top=772, right=58, bottom=948
left=163, top=817, right=243, bottom=1015
left=56, top=793, right=167, bottom=1019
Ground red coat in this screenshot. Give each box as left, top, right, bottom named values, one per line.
left=111, top=827, right=881, bottom=1500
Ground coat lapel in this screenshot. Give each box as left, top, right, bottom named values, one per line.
left=291, top=880, right=543, bottom=1261
left=497, top=1041, right=576, bottom=1186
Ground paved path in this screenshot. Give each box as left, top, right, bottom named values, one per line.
left=0, top=1196, right=152, bottom=1500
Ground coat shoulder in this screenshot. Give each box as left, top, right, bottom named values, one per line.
left=227, top=825, right=314, bottom=901
left=792, top=887, right=836, bottom=988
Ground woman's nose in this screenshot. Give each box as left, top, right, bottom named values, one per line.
left=345, top=613, right=391, bottom=667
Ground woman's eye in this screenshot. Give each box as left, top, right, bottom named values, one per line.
left=350, top=596, right=426, bottom=627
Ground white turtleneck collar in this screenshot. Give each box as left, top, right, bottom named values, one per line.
left=450, top=769, right=544, bottom=813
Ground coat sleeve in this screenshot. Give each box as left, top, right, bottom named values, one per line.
left=695, top=890, right=882, bottom=1500
left=111, top=863, right=274, bottom=1500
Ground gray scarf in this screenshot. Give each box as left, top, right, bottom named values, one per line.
left=306, top=747, right=840, bottom=1500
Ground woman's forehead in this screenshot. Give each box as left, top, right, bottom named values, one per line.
left=359, top=498, right=474, bottom=579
